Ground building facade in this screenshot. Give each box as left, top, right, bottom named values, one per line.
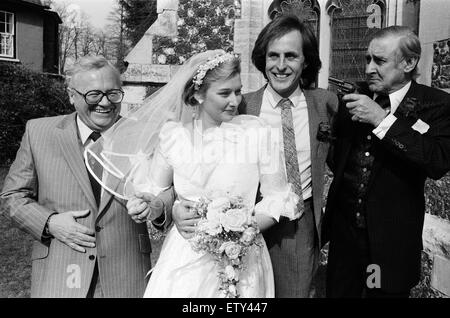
left=121, top=0, right=449, bottom=113
left=0, top=0, right=61, bottom=74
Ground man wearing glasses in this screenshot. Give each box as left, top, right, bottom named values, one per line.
left=1, top=56, right=174, bottom=297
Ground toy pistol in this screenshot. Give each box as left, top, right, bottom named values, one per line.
left=328, top=77, right=357, bottom=95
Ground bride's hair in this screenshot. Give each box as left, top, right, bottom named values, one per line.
left=183, top=55, right=241, bottom=107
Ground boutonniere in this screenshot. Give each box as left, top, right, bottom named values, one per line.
left=396, top=97, right=420, bottom=119
left=317, top=122, right=335, bottom=142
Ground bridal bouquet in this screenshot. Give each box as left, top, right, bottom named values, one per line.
left=189, top=194, right=261, bottom=298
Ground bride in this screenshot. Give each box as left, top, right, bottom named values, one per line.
left=87, top=50, right=299, bottom=298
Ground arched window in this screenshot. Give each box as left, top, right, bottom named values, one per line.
left=327, top=0, right=386, bottom=83
left=268, top=0, right=320, bottom=40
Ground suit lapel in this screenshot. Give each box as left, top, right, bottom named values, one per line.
left=392, top=81, right=421, bottom=117
left=56, top=113, right=98, bottom=213
left=243, top=86, right=266, bottom=116
left=96, top=177, right=117, bottom=222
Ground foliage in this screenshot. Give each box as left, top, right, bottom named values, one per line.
left=119, top=0, right=158, bottom=46
left=0, top=63, right=72, bottom=165
left=410, top=251, right=446, bottom=298
left=152, top=0, right=241, bottom=65
left=425, top=174, right=450, bottom=221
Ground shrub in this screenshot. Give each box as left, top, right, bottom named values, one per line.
left=0, top=62, right=73, bottom=165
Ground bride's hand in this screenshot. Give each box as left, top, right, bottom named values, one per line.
left=172, top=200, right=200, bottom=239
left=127, top=192, right=157, bottom=223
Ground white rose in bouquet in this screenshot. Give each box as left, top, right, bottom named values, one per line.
left=219, top=241, right=241, bottom=260
left=224, top=265, right=238, bottom=280
left=198, top=218, right=222, bottom=236
left=220, top=208, right=250, bottom=232
left=240, top=227, right=258, bottom=245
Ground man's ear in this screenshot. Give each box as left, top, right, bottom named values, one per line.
left=402, top=56, right=419, bottom=74
left=67, top=88, right=75, bottom=105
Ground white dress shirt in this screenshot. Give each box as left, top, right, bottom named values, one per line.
left=77, top=115, right=105, bottom=196
left=373, top=81, right=412, bottom=139
left=76, top=115, right=97, bottom=148
left=259, top=85, right=312, bottom=200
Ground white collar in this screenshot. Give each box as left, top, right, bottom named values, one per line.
left=265, top=84, right=305, bottom=109
left=76, top=115, right=95, bottom=146
left=389, top=81, right=412, bottom=112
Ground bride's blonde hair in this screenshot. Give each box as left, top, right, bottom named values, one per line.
left=183, top=54, right=241, bottom=107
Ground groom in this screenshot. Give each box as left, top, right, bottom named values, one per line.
left=238, top=15, right=338, bottom=297
left=1, top=56, right=174, bottom=297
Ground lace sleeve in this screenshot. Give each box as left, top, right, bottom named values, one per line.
left=254, top=123, right=300, bottom=222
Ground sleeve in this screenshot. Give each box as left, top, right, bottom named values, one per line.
left=372, top=113, right=397, bottom=139
left=150, top=186, right=176, bottom=231
left=380, top=99, right=450, bottom=180
left=131, top=121, right=180, bottom=195
left=0, top=121, right=55, bottom=242
left=253, top=121, right=300, bottom=222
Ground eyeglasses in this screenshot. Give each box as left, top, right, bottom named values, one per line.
left=71, top=88, right=124, bottom=105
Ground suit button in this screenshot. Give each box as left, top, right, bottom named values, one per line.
left=95, top=226, right=102, bottom=232
left=89, top=255, right=95, bottom=261
left=365, top=152, right=370, bottom=157
left=362, top=168, right=368, bottom=173
left=367, top=135, right=372, bottom=140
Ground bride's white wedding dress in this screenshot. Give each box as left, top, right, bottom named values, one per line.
left=140, top=115, right=299, bottom=298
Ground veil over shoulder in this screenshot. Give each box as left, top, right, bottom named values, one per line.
left=84, top=50, right=226, bottom=199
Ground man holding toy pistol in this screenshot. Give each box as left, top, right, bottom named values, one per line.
left=323, top=26, right=450, bottom=298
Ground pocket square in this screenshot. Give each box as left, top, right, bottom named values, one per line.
left=412, top=119, right=430, bottom=134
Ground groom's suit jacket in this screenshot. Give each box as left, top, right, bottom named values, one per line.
left=323, top=81, right=450, bottom=292
left=1, top=112, right=173, bottom=297
left=239, top=86, right=338, bottom=248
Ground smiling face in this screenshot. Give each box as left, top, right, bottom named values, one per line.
left=69, top=66, right=122, bottom=132
left=196, top=74, right=242, bottom=127
left=365, top=35, right=411, bottom=94
left=265, top=30, right=306, bottom=98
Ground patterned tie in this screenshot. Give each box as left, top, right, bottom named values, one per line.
left=279, top=98, right=304, bottom=216
left=88, top=131, right=102, bottom=207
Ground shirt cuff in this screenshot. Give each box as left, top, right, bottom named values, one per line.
left=372, top=113, right=397, bottom=139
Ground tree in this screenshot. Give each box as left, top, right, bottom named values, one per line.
left=107, top=1, right=130, bottom=72
left=51, top=2, right=117, bottom=73
left=118, top=0, right=158, bottom=46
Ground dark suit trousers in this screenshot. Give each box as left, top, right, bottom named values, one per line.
left=326, top=213, right=410, bottom=298
left=264, top=199, right=318, bottom=297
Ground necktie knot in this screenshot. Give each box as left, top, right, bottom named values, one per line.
left=90, top=131, right=101, bottom=142
left=278, top=98, right=293, bottom=110
left=374, top=95, right=391, bottom=109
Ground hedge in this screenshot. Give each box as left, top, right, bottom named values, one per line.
left=0, top=62, right=73, bottom=165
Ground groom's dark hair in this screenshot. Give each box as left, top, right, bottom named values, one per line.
left=252, top=14, right=321, bottom=89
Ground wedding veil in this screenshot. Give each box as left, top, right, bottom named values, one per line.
left=85, top=49, right=226, bottom=200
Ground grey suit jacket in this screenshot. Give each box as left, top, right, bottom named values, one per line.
left=1, top=112, right=173, bottom=297
left=239, top=86, right=338, bottom=246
